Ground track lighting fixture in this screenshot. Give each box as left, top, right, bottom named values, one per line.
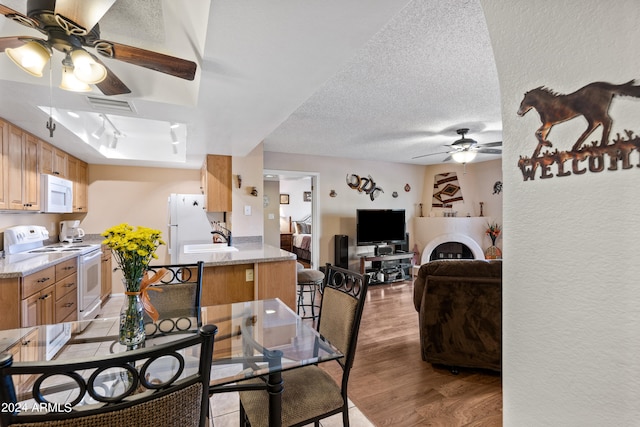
left=91, top=115, right=106, bottom=139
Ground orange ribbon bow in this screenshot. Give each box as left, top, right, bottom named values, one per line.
left=125, top=268, right=169, bottom=322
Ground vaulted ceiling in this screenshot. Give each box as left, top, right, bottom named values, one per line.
left=0, top=0, right=502, bottom=169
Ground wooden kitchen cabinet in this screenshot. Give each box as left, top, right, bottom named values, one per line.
left=67, top=155, right=88, bottom=212
left=100, top=245, right=112, bottom=304
left=200, top=154, right=232, bottom=212
left=22, top=284, right=56, bottom=328
left=54, top=258, right=78, bottom=323
left=5, top=328, right=39, bottom=393
left=7, top=126, right=39, bottom=211
left=40, top=140, right=68, bottom=178
left=0, top=119, right=8, bottom=209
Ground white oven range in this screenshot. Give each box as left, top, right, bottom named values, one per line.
left=4, top=225, right=102, bottom=357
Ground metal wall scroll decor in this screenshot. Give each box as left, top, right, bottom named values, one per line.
left=346, top=174, right=384, bottom=201
left=517, top=80, right=640, bottom=181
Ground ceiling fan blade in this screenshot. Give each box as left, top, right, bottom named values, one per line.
left=477, top=148, right=502, bottom=155
left=90, top=53, right=131, bottom=95
left=54, top=0, right=116, bottom=36
left=0, top=36, right=31, bottom=52
left=0, top=4, right=39, bottom=29
left=480, top=141, right=502, bottom=147
left=94, top=40, right=197, bottom=81
left=442, top=155, right=453, bottom=163
left=412, top=150, right=451, bottom=160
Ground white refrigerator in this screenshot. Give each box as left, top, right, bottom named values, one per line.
left=167, top=194, right=213, bottom=263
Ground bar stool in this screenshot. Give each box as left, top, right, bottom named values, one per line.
left=296, top=263, right=324, bottom=320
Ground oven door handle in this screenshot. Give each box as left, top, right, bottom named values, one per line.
left=81, top=250, right=102, bottom=263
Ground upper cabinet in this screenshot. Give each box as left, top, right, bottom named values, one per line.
left=0, top=120, right=8, bottom=210
left=7, top=125, right=40, bottom=211
left=201, top=154, right=232, bottom=212
left=40, top=140, right=68, bottom=178
left=1, top=117, right=87, bottom=212
left=67, top=156, right=88, bottom=212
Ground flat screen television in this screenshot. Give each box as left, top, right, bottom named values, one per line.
left=356, top=209, right=406, bottom=246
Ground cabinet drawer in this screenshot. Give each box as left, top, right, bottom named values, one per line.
left=22, top=266, right=56, bottom=298
left=55, top=290, right=76, bottom=323
left=55, top=258, right=77, bottom=280
left=55, top=273, right=77, bottom=301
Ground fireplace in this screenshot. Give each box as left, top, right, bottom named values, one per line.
left=430, top=241, right=474, bottom=260
left=415, top=217, right=490, bottom=264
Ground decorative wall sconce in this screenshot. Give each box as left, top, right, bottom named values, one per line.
left=236, top=175, right=242, bottom=188
left=250, top=187, right=258, bottom=196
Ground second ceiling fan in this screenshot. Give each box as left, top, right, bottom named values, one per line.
left=412, top=128, right=502, bottom=163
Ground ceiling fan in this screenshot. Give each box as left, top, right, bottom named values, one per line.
left=0, top=0, right=197, bottom=95
left=412, top=128, right=502, bottom=163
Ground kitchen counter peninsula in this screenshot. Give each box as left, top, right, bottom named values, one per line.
left=178, top=243, right=298, bottom=311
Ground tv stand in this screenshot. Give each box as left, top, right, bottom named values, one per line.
left=359, top=252, right=414, bottom=284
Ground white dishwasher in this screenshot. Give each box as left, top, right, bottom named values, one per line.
left=78, top=248, right=102, bottom=325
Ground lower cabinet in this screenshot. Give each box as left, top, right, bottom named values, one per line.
left=21, top=284, right=55, bottom=327
left=4, top=328, right=39, bottom=393
left=0, top=258, right=78, bottom=329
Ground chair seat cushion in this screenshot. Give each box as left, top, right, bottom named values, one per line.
left=297, top=269, right=324, bottom=283
left=239, top=365, right=344, bottom=427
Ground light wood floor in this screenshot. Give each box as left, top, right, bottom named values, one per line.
left=334, top=280, right=503, bottom=426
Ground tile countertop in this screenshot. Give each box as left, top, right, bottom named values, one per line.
left=177, top=243, right=296, bottom=267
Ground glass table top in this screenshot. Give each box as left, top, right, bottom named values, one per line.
left=0, top=298, right=342, bottom=405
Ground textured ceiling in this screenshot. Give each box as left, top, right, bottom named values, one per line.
left=0, top=0, right=502, bottom=168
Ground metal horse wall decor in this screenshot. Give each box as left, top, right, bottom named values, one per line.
left=517, top=80, right=640, bottom=180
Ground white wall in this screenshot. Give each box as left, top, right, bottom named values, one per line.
left=231, top=143, right=264, bottom=239
left=263, top=180, right=280, bottom=247
left=265, top=151, right=427, bottom=269
left=482, top=1, right=640, bottom=424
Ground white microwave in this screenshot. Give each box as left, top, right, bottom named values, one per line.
left=41, top=174, right=73, bottom=213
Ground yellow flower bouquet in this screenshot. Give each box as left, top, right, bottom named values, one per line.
left=102, top=223, right=165, bottom=347
left=102, top=223, right=165, bottom=291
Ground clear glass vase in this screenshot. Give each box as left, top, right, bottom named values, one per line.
left=119, top=289, right=145, bottom=348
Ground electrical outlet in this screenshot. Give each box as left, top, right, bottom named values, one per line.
left=245, top=268, right=254, bottom=281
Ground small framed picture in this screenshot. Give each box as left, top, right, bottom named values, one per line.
left=303, top=191, right=312, bottom=202
left=280, top=194, right=290, bottom=204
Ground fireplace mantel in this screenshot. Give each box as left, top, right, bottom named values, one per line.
left=414, top=216, right=493, bottom=263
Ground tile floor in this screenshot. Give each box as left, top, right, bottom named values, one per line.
left=101, top=295, right=374, bottom=427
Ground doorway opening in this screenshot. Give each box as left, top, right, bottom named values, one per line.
left=263, top=170, right=319, bottom=269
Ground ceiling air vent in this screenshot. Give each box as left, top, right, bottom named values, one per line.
left=85, top=96, right=136, bottom=113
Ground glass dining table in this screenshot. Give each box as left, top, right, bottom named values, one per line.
left=0, top=298, right=343, bottom=427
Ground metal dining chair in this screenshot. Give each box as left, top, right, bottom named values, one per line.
left=238, top=263, right=370, bottom=427
left=0, top=324, right=218, bottom=427
left=143, top=261, right=204, bottom=336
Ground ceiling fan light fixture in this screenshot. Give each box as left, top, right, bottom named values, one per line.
left=451, top=150, right=477, bottom=164
left=60, top=65, right=91, bottom=92
left=71, top=49, right=107, bottom=84
left=6, top=41, right=51, bottom=77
